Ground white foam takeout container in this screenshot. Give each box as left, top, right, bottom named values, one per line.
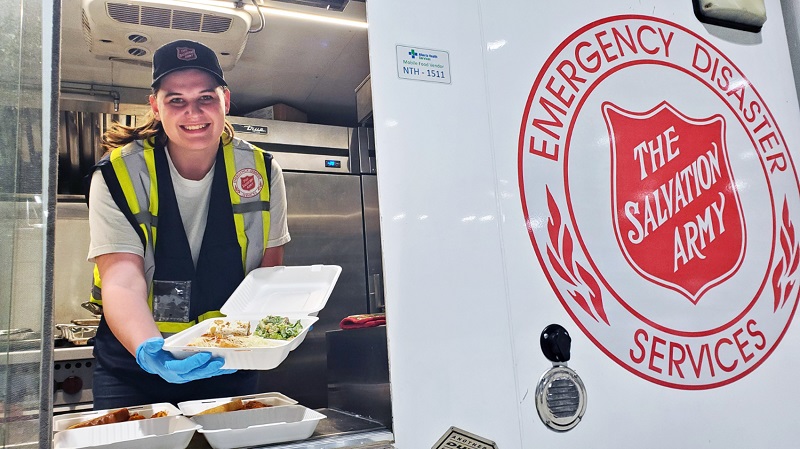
left=52, top=403, right=183, bottom=432
left=163, top=264, right=341, bottom=370
left=52, top=415, right=199, bottom=449
left=191, top=404, right=326, bottom=449
left=176, top=392, right=298, bottom=416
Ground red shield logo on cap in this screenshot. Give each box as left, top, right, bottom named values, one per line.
left=604, top=101, right=746, bottom=303
left=176, top=47, right=197, bottom=61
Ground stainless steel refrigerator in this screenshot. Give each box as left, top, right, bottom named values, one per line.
left=228, top=117, right=383, bottom=409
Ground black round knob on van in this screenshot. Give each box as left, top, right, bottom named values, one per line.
left=540, top=323, right=571, bottom=363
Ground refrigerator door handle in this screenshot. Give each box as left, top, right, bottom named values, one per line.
left=370, top=273, right=385, bottom=312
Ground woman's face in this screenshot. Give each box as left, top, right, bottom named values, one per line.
left=149, top=68, right=230, bottom=155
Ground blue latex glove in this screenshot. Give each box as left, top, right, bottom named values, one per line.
left=135, top=337, right=237, bottom=384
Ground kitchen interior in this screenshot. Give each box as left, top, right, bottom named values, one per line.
left=3, top=0, right=393, bottom=448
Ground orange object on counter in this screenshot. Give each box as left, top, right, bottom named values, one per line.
left=339, top=313, right=386, bottom=330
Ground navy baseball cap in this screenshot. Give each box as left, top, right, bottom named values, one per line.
left=151, top=40, right=227, bottom=87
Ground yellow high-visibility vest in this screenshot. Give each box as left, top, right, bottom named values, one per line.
left=89, top=136, right=272, bottom=333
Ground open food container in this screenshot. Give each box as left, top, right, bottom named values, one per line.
left=176, top=392, right=298, bottom=416
left=55, top=323, right=98, bottom=346
left=192, top=404, right=326, bottom=449
left=52, top=415, right=199, bottom=449
left=163, top=264, right=341, bottom=370
left=53, top=403, right=183, bottom=432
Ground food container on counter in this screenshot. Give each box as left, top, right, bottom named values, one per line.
left=163, top=264, right=341, bottom=370
left=52, top=414, right=199, bottom=449
left=53, top=403, right=183, bottom=432
left=185, top=402, right=325, bottom=449
left=56, top=323, right=98, bottom=346
left=177, top=392, right=297, bottom=416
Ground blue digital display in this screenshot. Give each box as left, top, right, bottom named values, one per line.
left=325, top=160, right=341, bottom=168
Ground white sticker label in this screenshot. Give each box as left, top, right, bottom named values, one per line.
left=396, top=45, right=451, bottom=84
left=432, top=426, right=497, bottom=449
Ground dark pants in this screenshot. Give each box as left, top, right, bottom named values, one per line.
left=92, top=357, right=259, bottom=410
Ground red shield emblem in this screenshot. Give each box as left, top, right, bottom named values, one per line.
left=232, top=168, right=263, bottom=198
left=603, top=101, right=746, bottom=303
left=176, top=47, right=197, bottom=61
left=240, top=174, right=256, bottom=192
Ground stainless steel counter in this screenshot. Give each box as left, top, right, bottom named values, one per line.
left=54, top=345, right=94, bottom=360
left=186, top=408, right=394, bottom=449
left=257, top=430, right=394, bottom=448
left=47, top=346, right=396, bottom=448
left=4, top=346, right=93, bottom=365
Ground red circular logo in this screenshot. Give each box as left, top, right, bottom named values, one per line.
left=519, top=15, right=800, bottom=389
left=232, top=168, right=264, bottom=198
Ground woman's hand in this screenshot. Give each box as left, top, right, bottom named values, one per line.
left=135, top=337, right=236, bottom=384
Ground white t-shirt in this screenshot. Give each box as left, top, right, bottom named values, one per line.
left=88, top=148, right=290, bottom=265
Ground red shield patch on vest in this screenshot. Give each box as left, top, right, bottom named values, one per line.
left=240, top=174, right=256, bottom=192
left=232, top=168, right=263, bottom=198
left=603, top=101, right=746, bottom=303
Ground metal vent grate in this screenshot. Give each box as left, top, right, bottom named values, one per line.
left=545, top=378, right=580, bottom=418
left=140, top=6, right=172, bottom=28
left=202, top=15, right=233, bottom=33
left=171, top=9, right=202, bottom=31
left=127, top=47, right=148, bottom=57
left=127, top=34, right=148, bottom=43
left=535, top=365, right=587, bottom=432
left=81, top=9, right=92, bottom=46
left=200, top=15, right=232, bottom=34
left=107, top=3, right=139, bottom=24
left=105, top=2, right=232, bottom=33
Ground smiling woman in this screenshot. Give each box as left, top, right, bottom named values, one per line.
left=148, top=68, right=230, bottom=180
left=86, top=39, right=292, bottom=409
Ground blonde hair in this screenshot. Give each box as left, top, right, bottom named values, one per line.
left=100, top=85, right=235, bottom=154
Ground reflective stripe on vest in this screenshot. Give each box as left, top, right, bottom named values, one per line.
left=224, top=140, right=272, bottom=273
left=90, top=137, right=271, bottom=333
left=90, top=139, right=159, bottom=309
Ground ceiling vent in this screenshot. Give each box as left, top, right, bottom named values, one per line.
left=80, top=0, right=253, bottom=70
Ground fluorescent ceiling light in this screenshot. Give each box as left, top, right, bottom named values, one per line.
left=254, top=6, right=368, bottom=28
left=190, top=0, right=368, bottom=28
